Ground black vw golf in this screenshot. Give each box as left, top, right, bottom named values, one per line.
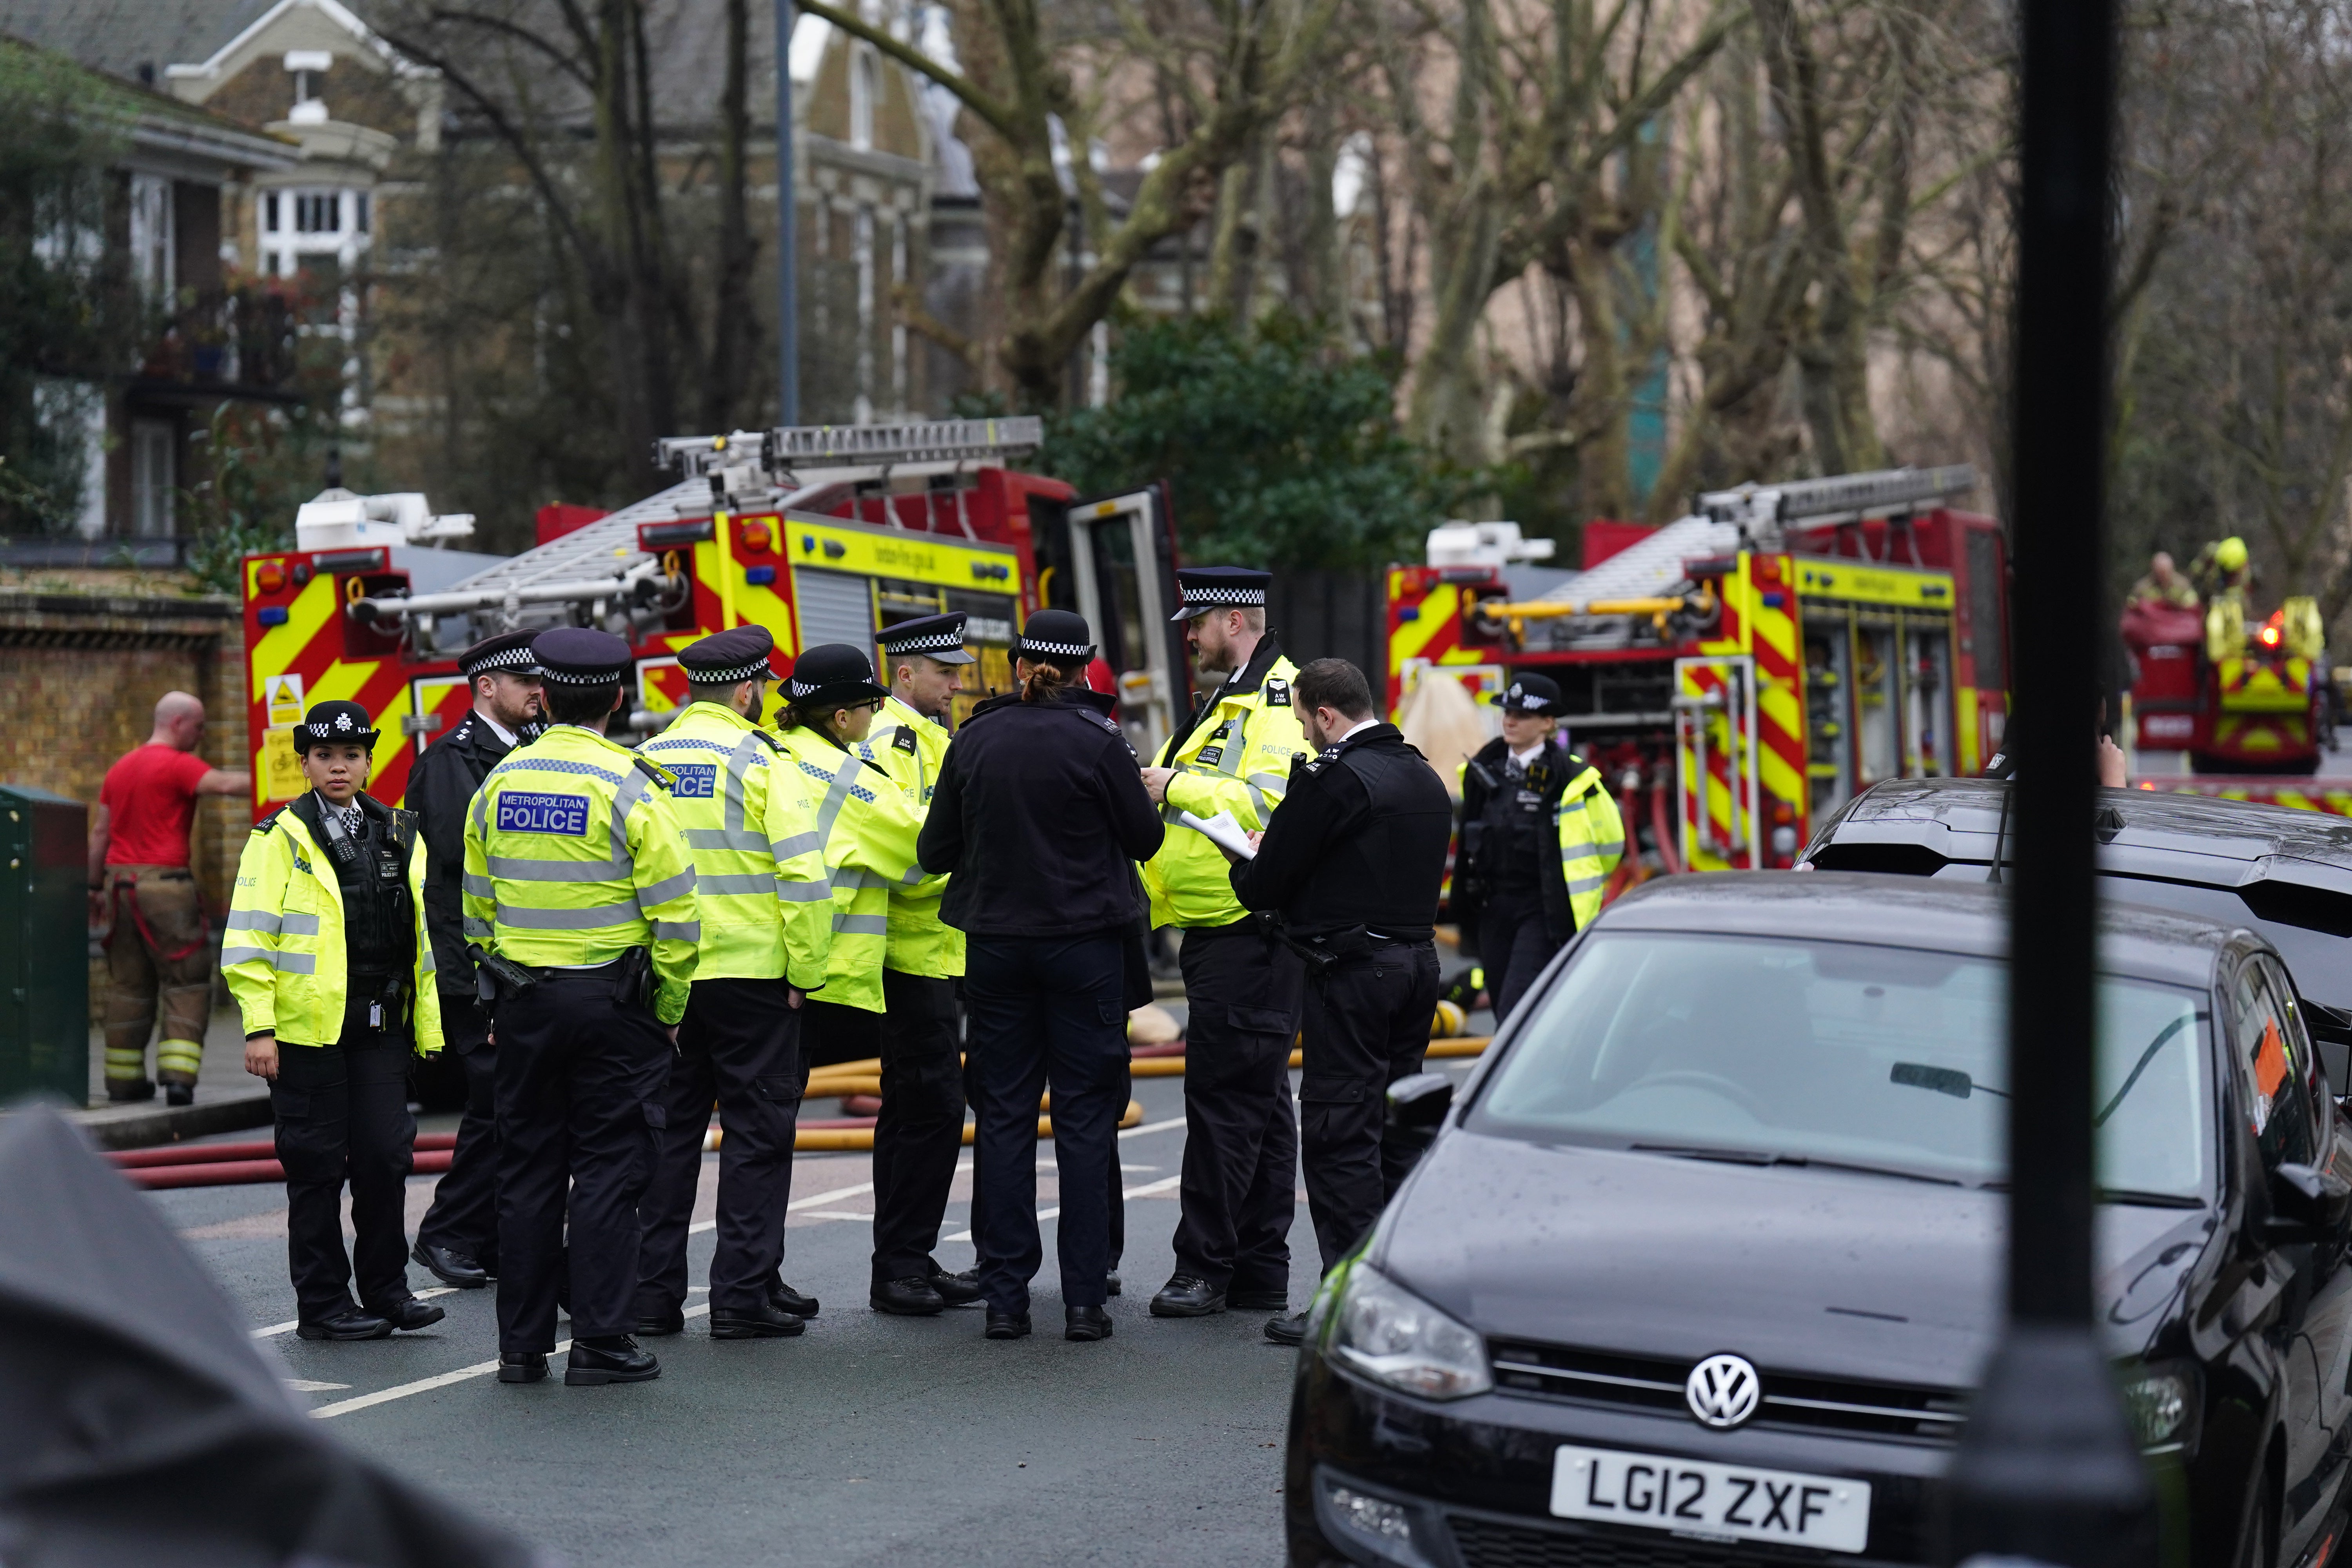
left=1283, top=875, right=2352, bottom=1568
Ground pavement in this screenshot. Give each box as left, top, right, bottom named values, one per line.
left=144, top=1002, right=1497, bottom=1568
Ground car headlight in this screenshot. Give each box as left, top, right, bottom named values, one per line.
left=1331, top=1263, right=1492, bottom=1400
left=2119, top=1365, right=2198, bottom=1452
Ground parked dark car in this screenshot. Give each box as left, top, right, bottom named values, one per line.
left=1283, top=874, right=2352, bottom=1568
left=1804, top=779, right=2352, bottom=1083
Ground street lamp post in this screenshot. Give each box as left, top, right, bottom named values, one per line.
left=1941, top=0, right=2156, bottom=1561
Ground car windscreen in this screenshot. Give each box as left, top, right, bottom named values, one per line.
left=2096, top=873, right=2352, bottom=1011
left=1471, top=932, right=2211, bottom=1200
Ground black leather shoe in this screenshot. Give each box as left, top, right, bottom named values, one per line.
left=984, top=1309, right=1032, bottom=1339
left=412, top=1240, right=488, bottom=1289
left=632, top=1312, right=686, bottom=1337
left=369, top=1297, right=447, bottom=1332
left=711, top=1302, right=806, bottom=1339
left=1263, top=1311, right=1309, bottom=1347
left=1106, top=1269, right=1122, bottom=1298
left=497, top=1352, right=547, bottom=1384
left=296, top=1306, right=393, bottom=1341
left=1150, top=1274, right=1227, bottom=1317
left=165, top=1083, right=194, bottom=1107
left=564, top=1336, right=659, bottom=1385
left=1228, top=1287, right=1290, bottom=1311
left=929, top=1267, right=983, bottom=1307
left=872, top=1275, right=945, bottom=1315
left=770, top=1279, right=820, bottom=1318
left=1065, top=1305, right=1114, bottom=1342
left=107, top=1079, right=155, bottom=1104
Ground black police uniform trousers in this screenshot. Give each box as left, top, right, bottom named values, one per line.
left=271, top=1003, right=416, bottom=1321
left=414, top=998, right=498, bottom=1271
left=1477, top=889, right=1561, bottom=1025
left=872, top=968, right=964, bottom=1283
left=493, top=958, right=672, bottom=1353
left=1298, top=938, right=1442, bottom=1275
left=636, top=977, right=803, bottom=1318
left=1170, top=919, right=1302, bottom=1293
left=964, top=931, right=1127, bottom=1316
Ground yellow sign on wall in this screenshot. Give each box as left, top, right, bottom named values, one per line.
left=263, top=673, right=306, bottom=726
left=260, top=726, right=305, bottom=802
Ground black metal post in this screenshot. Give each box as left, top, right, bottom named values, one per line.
left=775, top=0, right=799, bottom=426
left=1941, top=0, right=2155, bottom=1559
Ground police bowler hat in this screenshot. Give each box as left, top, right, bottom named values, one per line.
left=1013, top=609, right=1094, bottom=662
left=294, top=699, right=380, bottom=751
left=784, top=644, right=890, bottom=709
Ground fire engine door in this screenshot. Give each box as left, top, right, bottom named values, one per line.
left=1674, top=656, right=1760, bottom=872
left=1066, top=485, right=1187, bottom=759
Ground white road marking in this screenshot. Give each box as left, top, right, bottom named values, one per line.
left=284, top=1379, right=350, bottom=1392
left=249, top=1286, right=461, bottom=1340
left=310, top=1302, right=714, bottom=1419
left=797, top=1209, right=876, bottom=1221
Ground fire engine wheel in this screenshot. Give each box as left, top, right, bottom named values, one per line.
left=1626, top=1069, right=1766, bottom=1118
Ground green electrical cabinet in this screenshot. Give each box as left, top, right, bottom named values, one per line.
left=0, top=785, right=90, bottom=1104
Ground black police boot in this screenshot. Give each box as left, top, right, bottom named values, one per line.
left=296, top=1305, right=394, bottom=1341
left=412, top=1240, right=488, bottom=1289
left=632, top=1308, right=686, bottom=1337
left=1228, top=1284, right=1290, bottom=1312
left=107, top=1078, right=155, bottom=1104
left=769, top=1278, right=820, bottom=1318
left=984, top=1309, right=1032, bottom=1340
left=873, top=1275, right=946, bottom=1315
left=165, top=1083, right=194, bottom=1107
left=711, top=1302, right=806, bottom=1339
left=564, top=1336, right=660, bottom=1385
left=498, top=1352, right=548, bottom=1384
left=1263, top=1311, right=1310, bottom=1348
left=369, top=1296, right=448, bottom=1332
left=929, top=1266, right=983, bottom=1307
left=1065, top=1306, right=1114, bottom=1342
left=1150, top=1274, right=1227, bottom=1318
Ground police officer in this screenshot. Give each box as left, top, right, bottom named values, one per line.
left=857, top=613, right=985, bottom=1314
left=1452, top=673, right=1624, bottom=1024
left=464, top=628, right=701, bottom=1387
left=632, top=625, right=832, bottom=1341
left=409, top=630, right=543, bottom=1291
left=916, top=611, right=1165, bottom=1343
left=1229, top=658, right=1452, bottom=1346
left=224, top=700, right=446, bottom=1341
left=1134, top=567, right=1309, bottom=1321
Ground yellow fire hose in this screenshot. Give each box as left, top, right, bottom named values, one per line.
left=727, top=1096, right=1145, bottom=1154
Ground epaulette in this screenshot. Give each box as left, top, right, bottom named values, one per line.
left=1263, top=676, right=1290, bottom=708
left=253, top=808, right=284, bottom=835
left=892, top=726, right=918, bottom=754
left=748, top=728, right=782, bottom=755
left=633, top=755, right=680, bottom=789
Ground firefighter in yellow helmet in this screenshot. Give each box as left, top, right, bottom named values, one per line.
left=224, top=699, right=446, bottom=1342
left=2190, top=535, right=2251, bottom=605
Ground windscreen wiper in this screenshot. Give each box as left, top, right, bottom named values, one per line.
left=2095, top=1187, right=2206, bottom=1209
left=1629, top=1144, right=1964, bottom=1186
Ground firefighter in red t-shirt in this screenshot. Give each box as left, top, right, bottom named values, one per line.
left=88, top=691, right=252, bottom=1105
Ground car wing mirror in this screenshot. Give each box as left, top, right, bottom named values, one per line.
left=1387, top=1073, right=1455, bottom=1132
left=2266, top=1161, right=2352, bottom=1243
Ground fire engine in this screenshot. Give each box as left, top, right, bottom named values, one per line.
left=238, top=419, right=1190, bottom=815
left=2123, top=588, right=2337, bottom=800
left=1386, top=466, right=2011, bottom=882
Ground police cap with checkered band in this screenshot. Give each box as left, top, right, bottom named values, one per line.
left=1169, top=565, right=1271, bottom=622
left=292, top=699, right=380, bottom=752
left=531, top=627, right=633, bottom=686
left=679, top=624, right=778, bottom=686
left=457, top=629, right=542, bottom=681
left=1012, top=609, right=1095, bottom=663
left=877, top=612, right=977, bottom=666
left=1500, top=673, right=1565, bottom=717
left=784, top=643, right=890, bottom=709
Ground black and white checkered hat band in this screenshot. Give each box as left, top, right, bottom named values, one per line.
left=1016, top=638, right=1091, bottom=658
left=881, top=629, right=964, bottom=655
left=1180, top=586, right=1265, bottom=608
left=461, top=646, right=538, bottom=678
left=786, top=676, right=821, bottom=697
left=685, top=659, right=771, bottom=684
left=541, top=665, right=623, bottom=686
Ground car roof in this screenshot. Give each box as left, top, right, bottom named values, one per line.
left=1813, top=777, right=2352, bottom=891
left=1594, top=871, right=2243, bottom=989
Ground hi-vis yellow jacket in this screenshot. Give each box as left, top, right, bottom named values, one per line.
left=642, top=701, right=831, bottom=989
left=223, top=797, right=445, bottom=1053
left=773, top=722, right=942, bottom=1011
left=855, top=693, right=964, bottom=980
left=461, top=723, right=701, bottom=1025
left=1142, top=645, right=1308, bottom=928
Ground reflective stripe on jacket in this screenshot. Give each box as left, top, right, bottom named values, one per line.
left=1555, top=763, right=1626, bottom=932
left=1143, top=647, right=1307, bottom=928
left=223, top=798, right=445, bottom=1053
left=773, top=722, right=940, bottom=1012
left=460, top=723, right=701, bottom=1025
left=855, top=693, right=964, bottom=980
left=642, top=702, right=831, bottom=989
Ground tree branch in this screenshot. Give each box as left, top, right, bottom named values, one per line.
left=790, top=0, right=1021, bottom=138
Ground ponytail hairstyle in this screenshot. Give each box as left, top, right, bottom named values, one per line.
left=1018, top=656, right=1083, bottom=703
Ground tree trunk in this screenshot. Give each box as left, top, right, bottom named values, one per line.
left=703, top=0, right=757, bottom=432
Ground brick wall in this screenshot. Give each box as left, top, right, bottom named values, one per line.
left=0, top=590, right=245, bottom=1020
